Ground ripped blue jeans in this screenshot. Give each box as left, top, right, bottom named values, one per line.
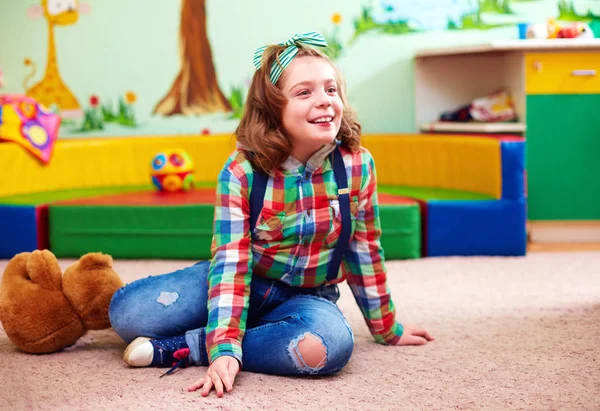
left=109, top=261, right=355, bottom=375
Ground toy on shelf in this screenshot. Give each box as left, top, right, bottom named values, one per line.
left=0, top=94, right=61, bottom=164
left=527, top=18, right=594, bottom=39
left=557, top=21, right=594, bottom=39
left=440, top=89, right=517, bottom=123
left=150, top=148, right=195, bottom=192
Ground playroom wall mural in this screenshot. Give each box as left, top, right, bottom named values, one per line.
left=0, top=0, right=598, bottom=140
left=153, top=0, right=231, bottom=117
left=22, top=0, right=90, bottom=120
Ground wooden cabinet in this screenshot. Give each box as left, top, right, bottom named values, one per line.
left=414, top=40, right=600, bottom=243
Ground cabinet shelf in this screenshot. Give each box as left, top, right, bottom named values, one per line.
left=420, top=121, right=526, bottom=133
left=415, top=41, right=600, bottom=242
left=415, top=39, right=600, bottom=58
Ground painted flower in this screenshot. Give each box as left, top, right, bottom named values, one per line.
left=24, top=58, right=32, bottom=66
left=332, top=13, right=342, bottom=25
left=125, top=91, right=137, bottom=104
left=201, top=128, right=211, bottom=135
left=90, top=95, right=99, bottom=107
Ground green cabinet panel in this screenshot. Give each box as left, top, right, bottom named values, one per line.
left=526, top=94, right=600, bottom=220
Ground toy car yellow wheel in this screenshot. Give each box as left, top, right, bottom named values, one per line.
left=162, top=175, right=182, bottom=192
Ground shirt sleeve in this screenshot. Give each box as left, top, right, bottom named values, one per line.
left=342, top=151, right=404, bottom=345
left=206, top=160, right=253, bottom=364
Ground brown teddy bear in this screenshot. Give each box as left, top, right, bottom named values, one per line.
left=0, top=249, right=123, bottom=354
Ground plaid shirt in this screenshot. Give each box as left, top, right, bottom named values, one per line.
left=207, top=142, right=404, bottom=364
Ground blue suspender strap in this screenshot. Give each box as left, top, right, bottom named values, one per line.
left=249, top=170, right=268, bottom=233
left=249, top=146, right=351, bottom=282
left=327, top=146, right=352, bottom=282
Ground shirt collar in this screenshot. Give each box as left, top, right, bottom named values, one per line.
left=236, top=140, right=338, bottom=175
left=281, top=141, right=337, bottom=174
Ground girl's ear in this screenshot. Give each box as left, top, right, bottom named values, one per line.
left=27, top=5, right=44, bottom=20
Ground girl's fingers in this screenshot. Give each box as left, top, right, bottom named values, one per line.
left=414, top=336, right=428, bottom=345
left=201, top=375, right=213, bottom=397
left=212, top=371, right=225, bottom=397
left=423, top=330, right=435, bottom=341
left=187, top=377, right=204, bottom=392
left=413, top=328, right=435, bottom=340
left=400, top=335, right=427, bottom=346
left=217, top=367, right=234, bottom=392
left=228, top=360, right=240, bottom=387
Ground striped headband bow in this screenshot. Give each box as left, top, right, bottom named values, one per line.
left=253, top=32, right=328, bottom=85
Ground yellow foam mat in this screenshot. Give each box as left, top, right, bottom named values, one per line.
left=0, top=135, right=237, bottom=197
left=362, top=134, right=501, bottom=198
left=1, top=133, right=502, bottom=199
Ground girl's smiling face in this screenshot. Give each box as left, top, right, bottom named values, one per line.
left=280, top=56, right=343, bottom=164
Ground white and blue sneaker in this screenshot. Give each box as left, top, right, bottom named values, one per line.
left=123, top=335, right=190, bottom=377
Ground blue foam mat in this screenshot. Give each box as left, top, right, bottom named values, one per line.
left=0, top=205, right=38, bottom=258
left=500, top=141, right=525, bottom=201
left=426, top=199, right=527, bottom=257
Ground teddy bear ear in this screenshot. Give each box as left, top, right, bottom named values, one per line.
left=27, top=250, right=62, bottom=291
left=77, top=253, right=113, bottom=270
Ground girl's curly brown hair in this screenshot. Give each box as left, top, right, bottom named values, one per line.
left=235, top=44, right=362, bottom=174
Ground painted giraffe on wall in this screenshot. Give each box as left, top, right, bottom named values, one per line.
left=24, top=0, right=90, bottom=119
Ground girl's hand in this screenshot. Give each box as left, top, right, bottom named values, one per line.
left=398, top=324, right=435, bottom=346
left=188, top=355, right=240, bottom=397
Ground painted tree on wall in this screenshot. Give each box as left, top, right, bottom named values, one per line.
left=153, top=0, right=231, bottom=116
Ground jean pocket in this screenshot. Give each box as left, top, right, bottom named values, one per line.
left=316, top=285, right=340, bottom=303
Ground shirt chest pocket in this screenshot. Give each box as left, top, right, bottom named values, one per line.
left=253, top=208, right=286, bottom=247
left=319, top=196, right=359, bottom=248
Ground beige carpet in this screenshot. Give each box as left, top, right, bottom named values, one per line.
left=1, top=251, right=599, bottom=410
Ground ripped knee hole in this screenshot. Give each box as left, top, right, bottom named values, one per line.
left=288, top=332, right=327, bottom=372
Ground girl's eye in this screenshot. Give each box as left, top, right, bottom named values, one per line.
left=328, top=87, right=337, bottom=93
left=298, top=90, right=310, bottom=96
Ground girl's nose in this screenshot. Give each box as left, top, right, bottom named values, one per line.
left=315, top=91, right=332, bottom=108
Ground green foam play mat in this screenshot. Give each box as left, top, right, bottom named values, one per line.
left=48, top=188, right=422, bottom=260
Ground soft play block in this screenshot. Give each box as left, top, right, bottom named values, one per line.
left=49, top=188, right=217, bottom=258
left=0, top=205, right=48, bottom=258
left=426, top=199, right=526, bottom=257
left=49, top=189, right=422, bottom=260
left=0, top=185, right=154, bottom=205
left=0, top=185, right=156, bottom=258
left=378, top=184, right=494, bottom=201
left=363, top=134, right=503, bottom=198
left=376, top=193, right=422, bottom=259
left=500, top=140, right=526, bottom=200
left=378, top=202, right=421, bottom=260
left=1, top=135, right=235, bottom=198
left=50, top=203, right=215, bottom=259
